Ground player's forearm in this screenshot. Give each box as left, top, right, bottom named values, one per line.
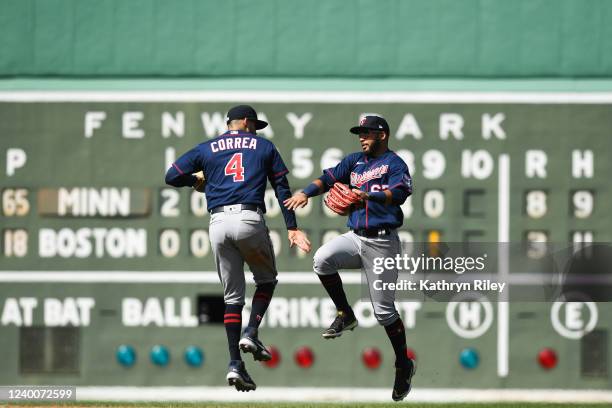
left=280, top=205, right=298, bottom=230
left=302, top=179, right=325, bottom=197
left=271, top=175, right=299, bottom=230
left=164, top=167, right=197, bottom=187
left=319, top=169, right=340, bottom=192
left=368, top=188, right=410, bottom=205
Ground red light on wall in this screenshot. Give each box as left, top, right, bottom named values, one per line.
left=262, top=346, right=281, bottom=368
left=362, top=347, right=382, bottom=370
left=294, top=346, right=314, bottom=368
left=406, top=347, right=417, bottom=361
left=538, top=348, right=558, bottom=369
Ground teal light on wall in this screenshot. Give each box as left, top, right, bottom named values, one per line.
left=184, top=346, right=204, bottom=367
left=116, top=345, right=136, bottom=367
left=150, top=345, right=170, bottom=367
left=459, top=348, right=480, bottom=369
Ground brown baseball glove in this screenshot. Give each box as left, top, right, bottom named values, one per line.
left=324, top=182, right=363, bottom=216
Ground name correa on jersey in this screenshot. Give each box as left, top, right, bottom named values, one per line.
left=211, top=137, right=258, bottom=152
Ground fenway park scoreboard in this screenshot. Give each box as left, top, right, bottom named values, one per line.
left=0, top=92, right=611, bottom=389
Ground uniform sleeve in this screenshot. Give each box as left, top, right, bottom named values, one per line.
left=319, top=154, right=357, bottom=191
left=385, top=158, right=413, bottom=204
left=165, top=146, right=202, bottom=187
left=267, top=146, right=297, bottom=230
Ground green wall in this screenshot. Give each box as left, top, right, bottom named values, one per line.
left=1, top=0, right=612, bottom=78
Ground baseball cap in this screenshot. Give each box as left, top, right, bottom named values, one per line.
left=225, top=105, right=268, bottom=130
left=350, top=115, right=390, bottom=135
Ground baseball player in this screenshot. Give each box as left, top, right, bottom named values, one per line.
left=284, top=115, right=415, bottom=401
left=165, top=105, right=311, bottom=392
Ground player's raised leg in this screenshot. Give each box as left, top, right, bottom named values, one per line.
left=210, top=214, right=256, bottom=391
left=360, top=232, right=415, bottom=401
left=236, top=210, right=278, bottom=361
left=238, top=280, right=276, bottom=361
left=313, top=232, right=362, bottom=338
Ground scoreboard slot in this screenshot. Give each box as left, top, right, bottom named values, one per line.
left=463, top=230, right=485, bottom=243
left=463, top=189, right=486, bottom=218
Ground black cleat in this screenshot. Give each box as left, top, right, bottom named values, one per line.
left=392, top=358, right=416, bottom=401
left=322, top=310, right=358, bottom=339
left=226, top=360, right=256, bottom=392
left=239, top=327, right=272, bottom=362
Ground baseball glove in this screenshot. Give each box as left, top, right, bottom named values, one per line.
left=324, top=182, right=363, bottom=216
left=193, top=171, right=206, bottom=192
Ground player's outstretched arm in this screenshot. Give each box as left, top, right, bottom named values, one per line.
left=288, top=229, right=311, bottom=253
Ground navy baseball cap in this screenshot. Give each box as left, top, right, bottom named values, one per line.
left=226, top=105, right=268, bottom=130
left=350, top=115, right=390, bottom=135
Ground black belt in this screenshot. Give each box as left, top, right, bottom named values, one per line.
left=352, top=228, right=392, bottom=238
left=210, top=204, right=260, bottom=214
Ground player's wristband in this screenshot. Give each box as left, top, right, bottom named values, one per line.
left=302, top=183, right=320, bottom=197
left=367, top=191, right=387, bottom=203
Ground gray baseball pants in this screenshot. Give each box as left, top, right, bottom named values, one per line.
left=313, top=230, right=401, bottom=326
left=208, top=206, right=278, bottom=305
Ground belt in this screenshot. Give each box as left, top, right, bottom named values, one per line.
left=352, top=228, right=392, bottom=238
left=210, top=204, right=260, bottom=214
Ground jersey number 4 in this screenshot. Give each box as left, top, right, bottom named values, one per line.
left=225, top=153, right=245, bottom=182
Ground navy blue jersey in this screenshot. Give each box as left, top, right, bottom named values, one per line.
left=165, top=130, right=297, bottom=229
left=319, top=150, right=412, bottom=230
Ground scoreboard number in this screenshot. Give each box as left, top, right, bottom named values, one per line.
left=159, top=229, right=180, bottom=258
left=291, top=148, right=314, bottom=179
left=526, top=230, right=548, bottom=259
left=2, top=188, right=30, bottom=216
left=422, top=149, right=446, bottom=179
left=3, top=229, right=28, bottom=257
left=423, top=189, right=445, bottom=218
left=189, top=230, right=210, bottom=258
left=160, top=189, right=180, bottom=217
left=572, top=231, right=593, bottom=244
left=572, top=190, right=593, bottom=219
left=525, top=190, right=547, bottom=219
left=190, top=191, right=207, bottom=217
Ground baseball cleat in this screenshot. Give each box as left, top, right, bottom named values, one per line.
left=322, top=310, right=358, bottom=339
left=239, top=327, right=272, bottom=361
left=391, top=358, right=416, bottom=401
left=226, top=360, right=256, bottom=392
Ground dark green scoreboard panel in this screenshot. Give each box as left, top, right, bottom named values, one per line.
left=0, top=95, right=611, bottom=389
